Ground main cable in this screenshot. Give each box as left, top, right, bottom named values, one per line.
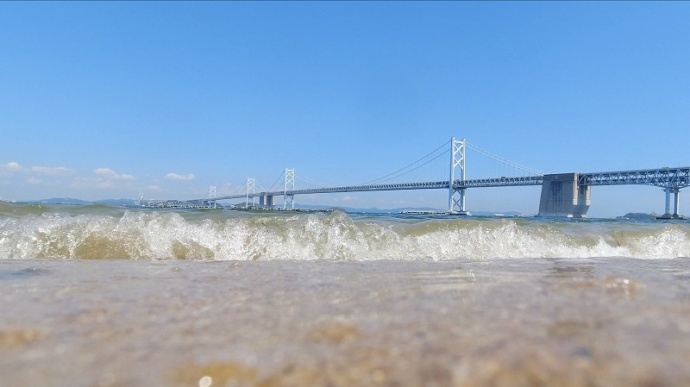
left=359, top=139, right=451, bottom=185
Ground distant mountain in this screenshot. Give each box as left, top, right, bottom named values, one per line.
left=30, top=197, right=91, bottom=205
left=23, top=197, right=141, bottom=207
left=95, top=198, right=140, bottom=207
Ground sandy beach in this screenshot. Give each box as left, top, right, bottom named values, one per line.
left=2, top=258, right=689, bottom=386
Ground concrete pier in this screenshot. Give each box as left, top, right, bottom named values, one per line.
left=259, top=193, right=274, bottom=208
left=660, top=188, right=683, bottom=219
left=538, top=173, right=590, bottom=217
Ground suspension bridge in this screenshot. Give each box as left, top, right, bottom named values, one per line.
left=156, top=138, right=690, bottom=218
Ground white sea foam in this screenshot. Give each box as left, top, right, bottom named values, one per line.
left=1, top=209, right=689, bottom=260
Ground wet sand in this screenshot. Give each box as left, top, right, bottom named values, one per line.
left=1, top=258, right=690, bottom=386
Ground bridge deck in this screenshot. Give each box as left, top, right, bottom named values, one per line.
left=580, top=167, right=690, bottom=188
left=210, top=176, right=544, bottom=202
left=199, top=167, right=690, bottom=204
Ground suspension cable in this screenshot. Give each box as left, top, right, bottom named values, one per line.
left=359, top=139, right=451, bottom=185
left=375, top=148, right=450, bottom=184
left=230, top=181, right=247, bottom=195
left=267, top=170, right=285, bottom=192
left=296, top=174, right=331, bottom=188
left=466, top=142, right=542, bottom=175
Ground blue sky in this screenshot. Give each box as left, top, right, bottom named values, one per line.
left=1, top=2, right=689, bottom=217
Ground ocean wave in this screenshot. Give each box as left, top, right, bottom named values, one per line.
left=0, top=209, right=689, bottom=260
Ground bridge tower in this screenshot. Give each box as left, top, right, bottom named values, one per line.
left=448, top=137, right=468, bottom=214
left=246, top=178, right=256, bottom=208
left=208, top=185, right=217, bottom=209
left=284, top=168, right=295, bottom=209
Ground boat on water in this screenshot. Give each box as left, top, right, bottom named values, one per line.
left=400, top=210, right=471, bottom=216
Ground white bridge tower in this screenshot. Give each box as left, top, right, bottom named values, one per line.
left=208, top=185, right=217, bottom=209
left=284, top=168, right=295, bottom=209
left=448, top=137, right=468, bottom=214
left=246, top=178, right=255, bottom=208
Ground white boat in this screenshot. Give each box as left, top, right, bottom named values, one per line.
left=400, top=210, right=470, bottom=216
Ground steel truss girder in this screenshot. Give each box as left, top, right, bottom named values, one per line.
left=210, top=169, right=690, bottom=203
left=453, top=176, right=543, bottom=189
left=209, top=176, right=545, bottom=202
left=578, top=168, right=690, bottom=189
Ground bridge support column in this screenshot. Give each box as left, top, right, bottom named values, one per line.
left=246, top=178, right=256, bottom=208
left=448, top=137, right=469, bottom=214
left=661, top=187, right=683, bottom=219
left=538, top=173, right=590, bottom=217
left=259, top=193, right=274, bottom=208
left=664, top=187, right=671, bottom=216
left=449, top=188, right=466, bottom=214
left=284, top=195, right=294, bottom=210
left=284, top=168, right=295, bottom=210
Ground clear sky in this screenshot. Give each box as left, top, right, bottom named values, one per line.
left=1, top=2, right=689, bottom=217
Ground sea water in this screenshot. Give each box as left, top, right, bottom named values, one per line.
left=1, top=203, right=690, bottom=386
left=2, top=203, right=689, bottom=261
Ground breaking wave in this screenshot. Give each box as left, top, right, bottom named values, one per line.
left=1, top=204, right=689, bottom=260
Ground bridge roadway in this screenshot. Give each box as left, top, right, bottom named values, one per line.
left=208, top=175, right=545, bottom=203
left=578, top=167, right=690, bottom=188
left=208, top=167, right=690, bottom=201
left=207, top=167, right=690, bottom=203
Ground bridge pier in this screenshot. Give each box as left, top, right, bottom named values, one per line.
left=448, top=188, right=467, bottom=214
left=259, top=193, right=274, bottom=208
left=538, top=173, right=590, bottom=217
left=284, top=195, right=294, bottom=210
left=662, top=188, right=682, bottom=218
